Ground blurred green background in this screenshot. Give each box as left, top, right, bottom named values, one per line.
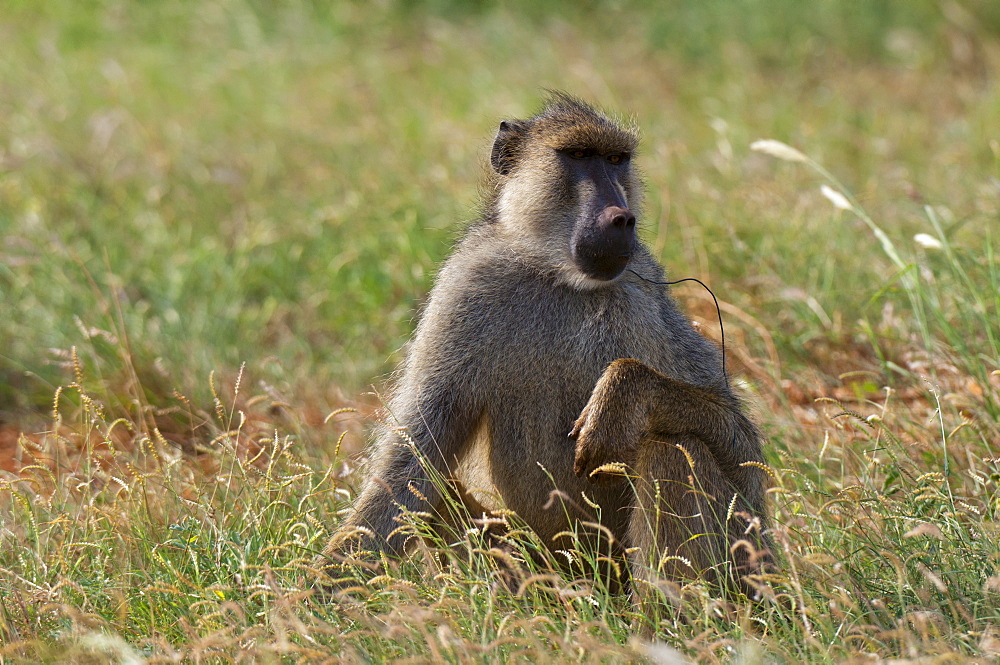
left=2, top=0, right=999, bottom=427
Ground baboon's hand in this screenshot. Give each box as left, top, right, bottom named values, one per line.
left=571, top=414, right=621, bottom=486
left=570, top=366, right=647, bottom=485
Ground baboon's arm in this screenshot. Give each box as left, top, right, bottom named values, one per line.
left=570, top=358, right=766, bottom=510
left=335, top=391, right=482, bottom=556
left=331, top=335, right=487, bottom=557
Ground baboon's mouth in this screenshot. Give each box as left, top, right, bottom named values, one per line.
left=574, top=251, right=632, bottom=281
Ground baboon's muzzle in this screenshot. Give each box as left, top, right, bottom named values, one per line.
left=572, top=205, right=636, bottom=281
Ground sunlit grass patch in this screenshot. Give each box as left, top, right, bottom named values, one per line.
left=0, top=357, right=645, bottom=661
left=3, top=341, right=998, bottom=661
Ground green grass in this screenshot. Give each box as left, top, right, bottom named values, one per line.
left=2, top=0, right=1000, bottom=661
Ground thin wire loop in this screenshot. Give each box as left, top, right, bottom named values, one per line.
left=628, top=269, right=728, bottom=387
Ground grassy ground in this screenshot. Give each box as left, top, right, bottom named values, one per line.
left=2, top=0, right=999, bottom=662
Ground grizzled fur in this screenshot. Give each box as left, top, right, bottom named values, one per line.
left=321, top=94, right=771, bottom=605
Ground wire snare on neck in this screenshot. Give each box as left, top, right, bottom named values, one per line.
left=628, top=268, right=729, bottom=387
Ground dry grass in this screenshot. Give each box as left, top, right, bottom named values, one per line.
left=2, top=1, right=1000, bottom=662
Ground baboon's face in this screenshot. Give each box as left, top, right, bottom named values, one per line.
left=556, top=147, right=636, bottom=282
left=491, top=105, right=642, bottom=288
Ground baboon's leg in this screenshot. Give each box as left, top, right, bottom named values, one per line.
left=626, top=434, right=732, bottom=606
left=572, top=359, right=765, bottom=499
left=571, top=358, right=772, bottom=588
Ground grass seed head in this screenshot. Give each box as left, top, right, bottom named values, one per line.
left=750, top=139, right=808, bottom=163
left=820, top=184, right=853, bottom=211
left=914, top=233, right=944, bottom=250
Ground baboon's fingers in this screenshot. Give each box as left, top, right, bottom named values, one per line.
left=568, top=404, right=592, bottom=439
left=573, top=444, right=591, bottom=478
left=574, top=443, right=623, bottom=485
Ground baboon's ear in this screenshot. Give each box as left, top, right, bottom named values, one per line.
left=491, top=120, right=527, bottom=176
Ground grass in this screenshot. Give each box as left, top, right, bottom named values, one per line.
left=2, top=0, right=1000, bottom=661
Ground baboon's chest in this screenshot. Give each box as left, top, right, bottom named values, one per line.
left=450, top=285, right=665, bottom=536
left=534, top=289, right=673, bottom=380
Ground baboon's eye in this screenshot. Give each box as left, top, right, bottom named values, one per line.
left=607, top=153, right=628, bottom=165
left=566, top=148, right=591, bottom=159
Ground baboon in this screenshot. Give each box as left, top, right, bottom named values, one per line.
left=321, top=93, right=771, bottom=608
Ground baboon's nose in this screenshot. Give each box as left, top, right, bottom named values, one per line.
left=607, top=207, right=636, bottom=230
left=597, top=205, right=636, bottom=254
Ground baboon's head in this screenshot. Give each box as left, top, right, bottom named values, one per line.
left=489, top=93, right=642, bottom=288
